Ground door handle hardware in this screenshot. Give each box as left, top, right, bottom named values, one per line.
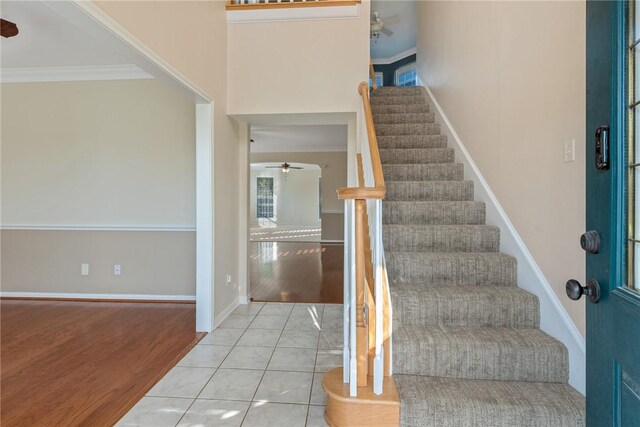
left=565, top=279, right=601, bottom=303
left=580, top=230, right=601, bottom=254
left=595, top=126, right=610, bottom=170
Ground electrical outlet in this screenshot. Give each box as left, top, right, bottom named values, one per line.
left=564, top=139, right=576, bottom=163
left=81, top=263, right=89, bottom=276
left=226, top=273, right=232, bottom=285
left=114, top=264, right=121, bottom=276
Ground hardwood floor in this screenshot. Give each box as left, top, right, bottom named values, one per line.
left=0, top=299, right=202, bottom=427
left=249, top=241, right=343, bottom=303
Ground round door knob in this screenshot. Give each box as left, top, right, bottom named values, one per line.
left=566, top=279, right=601, bottom=303
left=580, top=230, right=600, bottom=254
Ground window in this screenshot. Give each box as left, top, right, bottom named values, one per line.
left=256, top=177, right=274, bottom=219
left=395, top=62, right=417, bottom=87
left=369, top=72, right=383, bottom=88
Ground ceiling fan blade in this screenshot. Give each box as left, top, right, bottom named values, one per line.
left=289, top=167, right=304, bottom=169
left=1, top=18, right=19, bottom=38
left=382, top=15, right=400, bottom=24
left=381, top=27, right=394, bottom=37
left=264, top=166, right=282, bottom=168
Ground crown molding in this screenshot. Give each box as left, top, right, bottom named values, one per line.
left=0, top=224, right=195, bottom=232
left=371, top=47, right=417, bottom=65
left=228, top=4, right=359, bottom=23
left=0, top=64, right=153, bottom=83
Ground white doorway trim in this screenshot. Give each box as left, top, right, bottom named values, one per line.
left=44, top=0, right=215, bottom=332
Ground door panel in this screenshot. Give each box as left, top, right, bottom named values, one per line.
left=585, top=1, right=640, bottom=425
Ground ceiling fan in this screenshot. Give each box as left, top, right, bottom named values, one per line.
left=370, top=11, right=397, bottom=41
left=1, top=18, right=19, bottom=38
left=265, top=162, right=303, bottom=174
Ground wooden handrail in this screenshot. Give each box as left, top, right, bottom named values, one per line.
left=359, top=82, right=385, bottom=191
left=226, top=0, right=360, bottom=10
left=337, top=82, right=385, bottom=200
left=369, top=61, right=378, bottom=90
left=340, top=79, right=392, bottom=397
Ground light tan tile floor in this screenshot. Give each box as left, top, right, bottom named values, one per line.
left=117, top=302, right=343, bottom=427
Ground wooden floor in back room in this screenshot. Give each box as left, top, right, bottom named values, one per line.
left=0, top=299, right=202, bottom=427
left=249, top=241, right=344, bottom=304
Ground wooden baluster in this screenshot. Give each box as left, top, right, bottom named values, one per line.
left=362, top=204, right=376, bottom=376
left=355, top=199, right=368, bottom=387
left=382, top=271, right=392, bottom=376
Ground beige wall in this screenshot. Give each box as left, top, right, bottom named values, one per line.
left=417, top=1, right=586, bottom=335
left=1, top=80, right=195, bottom=228
left=0, top=79, right=196, bottom=296
left=227, top=1, right=370, bottom=115
left=1, top=230, right=195, bottom=296
left=95, top=0, right=240, bottom=315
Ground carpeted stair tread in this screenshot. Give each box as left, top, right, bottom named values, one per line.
left=376, top=123, right=441, bottom=136
left=393, top=325, right=568, bottom=382
left=370, top=85, right=584, bottom=424
left=386, top=181, right=474, bottom=201
left=372, top=104, right=431, bottom=114
left=373, top=112, right=436, bottom=124
left=383, top=201, right=486, bottom=225
left=370, top=95, right=427, bottom=106
left=383, top=224, right=500, bottom=252
left=383, top=163, right=463, bottom=181
left=386, top=252, right=517, bottom=286
left=391, top=284, right=539, bottom=328
left=377, top=134, right=447, bottom=149
left=380, top=148, right=455, bottom=164
left=371, top=86, right=426, bottom=97
left=395, top=375, right=585, bottom=427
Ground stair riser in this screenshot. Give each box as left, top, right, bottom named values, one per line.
left=393, top=333, right=568, bottom=383
left=372, top=104, right=430, bottom=114
left=383, top=164, right=463, bottom=181
left=380, top=148, right=454, bottom=164
left=383, top=226, right=500, bottom=252
left=378, top=135, right=447, bottom=149
left=386, top=182, right=474, bottom=202
left=383, top=202, right=486, bottom=225
left=386, top=253, right=517, bottom=286
left=371, top=95, right=427, bottom=105
left=376, top=123, right=441, bottom=136
left=373, top=113, right=435, bottom=124
left=391, top=289, right=539, bottom=328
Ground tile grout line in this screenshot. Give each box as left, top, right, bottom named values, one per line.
left=130, top=302, right=336, bottom=426
left=239, top=302, right=294, bottom=427
left=174, top=306, right=262, bottom=426
left=305, top=309, right=325, bottom=427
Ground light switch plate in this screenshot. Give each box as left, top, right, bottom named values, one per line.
left=81, top=263, right=89, bottom=276
left=564, top=139, right=576, bottom=163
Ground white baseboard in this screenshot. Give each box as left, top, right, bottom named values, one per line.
left=214, top=297, right=240, bottom=328
left=0, top=292, right=195, bottom=301
left=239, top=292, right=250, bottom=305
left=417, top=75, right=586, bottom=395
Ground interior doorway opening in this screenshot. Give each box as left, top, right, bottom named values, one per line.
left=247, top=124, right=347, bottom=303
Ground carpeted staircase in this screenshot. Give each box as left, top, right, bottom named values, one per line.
left=370, top=86, right=585, bottom=426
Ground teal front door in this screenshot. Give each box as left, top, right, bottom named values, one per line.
left=584, top=1, right=640, bottom=425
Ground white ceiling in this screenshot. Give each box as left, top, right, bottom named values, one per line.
left=370, top=0, right=417, bottom=61
left=1, top=1, right=134, bottom=70
left=250, top=125, right=348, bottom=153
